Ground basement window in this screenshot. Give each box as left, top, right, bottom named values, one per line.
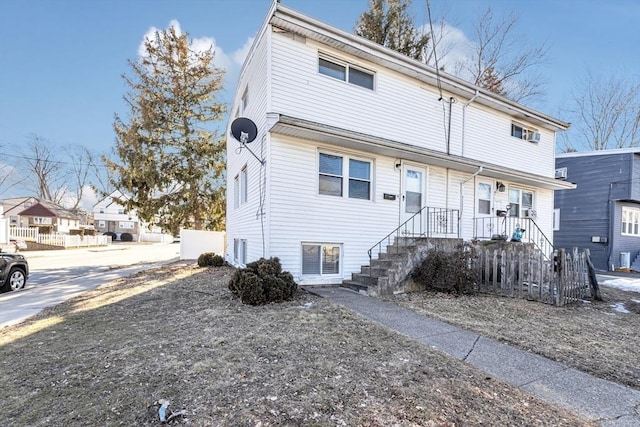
left=302, top=243, right=341, bottom=275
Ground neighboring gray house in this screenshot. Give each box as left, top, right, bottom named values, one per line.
left=554, top=148, right=640, bottom=271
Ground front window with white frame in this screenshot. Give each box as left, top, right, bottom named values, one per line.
left=302, top=243, right=341, bottom=275
left=319, top=152, right=372, bottom=200
left=621, top=207, right=640, bottom=236
left=234, top=238, right=247, bottom=264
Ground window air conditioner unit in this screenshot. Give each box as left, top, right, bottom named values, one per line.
left=524, top=209, right=537, bottom=218
left=555, top=168, right=567, bottom=179
left=527, top=132, right=541, bottom=143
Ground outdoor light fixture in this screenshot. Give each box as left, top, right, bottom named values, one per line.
left=496, top=182, right=506, bottom=192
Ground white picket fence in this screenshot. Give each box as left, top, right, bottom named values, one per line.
left=10, top=227, right=110, bottom=248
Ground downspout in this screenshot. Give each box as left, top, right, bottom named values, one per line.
left=462, top=90, right=480, bottom=158
left=459, top=166, right=484, bottom=237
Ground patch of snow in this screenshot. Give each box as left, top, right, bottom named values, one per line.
left=610, top=303, right=630, bottom=314
left=600, top=277, right=640, bottom=293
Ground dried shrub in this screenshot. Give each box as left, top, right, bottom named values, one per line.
left=197, top=252, right=224, bottom=267
left=228, top=257, right=297, bottom=305
left=120, top=232, right=134, bottom=242
left=412, top=245, right=477, bottom=294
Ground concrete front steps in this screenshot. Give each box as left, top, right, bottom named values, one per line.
left=342, top=237, right=463, bottom=296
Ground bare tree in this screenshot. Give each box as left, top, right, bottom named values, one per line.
left=0, top=143, right=23, bottom=194
left=21, top=135, right=67, bottom=204
left=563, top=70, right=640, bottom=151
left=16, top=135, right=99, bottom=208
left=455, top=6, right=548, bottom=103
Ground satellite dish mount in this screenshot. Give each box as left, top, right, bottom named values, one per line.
left=231, top=117, right=264, bottom=165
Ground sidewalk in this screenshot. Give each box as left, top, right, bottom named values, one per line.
left=310, top=286, right=640, bottom=427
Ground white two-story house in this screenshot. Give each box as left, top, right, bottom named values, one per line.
left=226, top=1, right=574, bottom=286
left=92, top=191, right=141, bottom=241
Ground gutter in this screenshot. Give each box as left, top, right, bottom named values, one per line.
left=462, top=90, right=480, bottom=157
left=459, top=166, right=484, bottom=237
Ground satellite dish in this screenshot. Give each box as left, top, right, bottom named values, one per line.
left=231, top=117, right=257, bottom=144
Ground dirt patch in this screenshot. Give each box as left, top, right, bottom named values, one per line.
left=0, top=264, right=597, bottom=426
left=382, top=284, right=640, bottom=390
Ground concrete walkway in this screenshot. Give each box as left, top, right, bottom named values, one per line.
left=310, top=286, right=640, bottom=427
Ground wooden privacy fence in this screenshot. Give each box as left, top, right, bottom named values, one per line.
left=472, top=247, right=589, bottom=306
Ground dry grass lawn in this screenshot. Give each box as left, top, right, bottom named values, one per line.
left=0, top=263, right=617, bottom=426
left=382, top=282, right=640, bottom=390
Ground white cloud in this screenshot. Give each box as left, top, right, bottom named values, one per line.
left=231, top=36, right=255, bottom=66
left=138, top=20, right=232, bottom=72
left=419, top=21, right=476, bottom=82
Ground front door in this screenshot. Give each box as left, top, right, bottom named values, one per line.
left=401, top=164, right=427, bottom=229
left=475, top=181, right=494, bottom=239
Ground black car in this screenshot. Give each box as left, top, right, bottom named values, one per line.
left=0, top=252, right=29, bottom=292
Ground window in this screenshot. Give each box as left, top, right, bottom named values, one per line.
left=234, top=174, right=240, bottom=208
left=319, top=152, right=372, bottom=200
left=240, top=166, right=248, bottom=204
left=511, top=123, right=537, bottom=141
left=319, top=55, right=374, bottom=90
left=234, top=165, right=248, bottom=208
left=241, top=87, right=248, bottom=113
left=234, top=238, right=247, bottom=264
left=348, top=159, right=371, bottom=199
left=477, top=183, right=492, bottom=215
left=98, top=220, right=106, bottom=228
left=553, top=209, right=560, bottom=231
left=302, top=243, right=341, bottom=275
left=118, top=209, right=124, bottom=214
left=34, top=217, right=52, bottom=225
left=10, top=216, right=17, bottom=224
left=508, top=188, right=534, bottom=217
left=622, top=207, right=640, bottom=236
left=99, top=209, right=105, bottom=214
left=119, top=221, right=134, bottom=229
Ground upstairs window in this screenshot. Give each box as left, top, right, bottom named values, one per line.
left=511, top=123, right=539, bottom=143
left=240, top=166, right=248, bottom=204
left=319, top=55, right=374, bottom=90
left=241, top=87, right=248, bottom=114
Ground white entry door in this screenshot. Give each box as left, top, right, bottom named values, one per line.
left=475, top=181, right=495, bottom=239
left=401, top=164, right=427, bottom=226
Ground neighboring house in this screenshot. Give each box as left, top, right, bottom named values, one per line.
left=225, top=2, right=574, bottom=285
left=1, top=197, right=40, bottom=228
left=92, top=191, right=141, bottom=240
left=15, top=199, right=81, bottom=233
left=554, top=148, right=640, bottom=271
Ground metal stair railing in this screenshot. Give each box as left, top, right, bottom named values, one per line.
left=473, top=216, right=555, bottom=260
left=367, top=207, right=460, bottom=272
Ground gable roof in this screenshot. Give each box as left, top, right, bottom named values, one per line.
left=257, top=2, right=570, bottom=133
left=18, top=200, right=80, bottom=220
left=2, top=196, right=40, bottom=216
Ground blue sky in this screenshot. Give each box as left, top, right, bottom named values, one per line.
left=0, top=0, right=639, bottom=177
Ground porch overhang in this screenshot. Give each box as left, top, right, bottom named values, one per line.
left=269, top=114, right=576, bottom=191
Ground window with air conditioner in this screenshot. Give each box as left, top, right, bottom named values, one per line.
left=555, top=167, right=567, bottom=179
left=509, top=188, right=534, bottom=218
left=511, top=123, right=539, bottom=143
